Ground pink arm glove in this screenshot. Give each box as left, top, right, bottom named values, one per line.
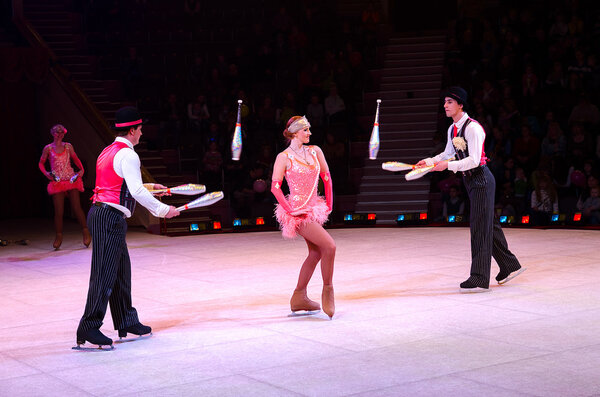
left=320, top=172, right=333, bottom=211
left=271, top=180, right=294, bottom=213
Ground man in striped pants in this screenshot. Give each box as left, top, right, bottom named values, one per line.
left=76, top=107, right=180, bottom=348
left=417, top=87, right=525, bottom=292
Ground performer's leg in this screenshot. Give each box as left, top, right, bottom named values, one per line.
left=68, top=189, right=87, bottom=228
left=52, top=192, right=65, bottom=249
left=464, top=170, right=495, bottom=288
left=492, top=217, right=521, bottom=273
left=109, top=244, right=140, bottom=330
left=68, top=189, right=91, bottom=247
left=297, top=222, right=336, bottom=285
left=296, top=240, right=321, bottom=290
left=290, top=240, right=321, bottom=312
left=297, top=222, right=336, bottom=317
left=78, top=207, right=126, bottom=332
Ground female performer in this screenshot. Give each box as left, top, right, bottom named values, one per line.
left=271, top=115, right=336, bottom=318
left=39, top=124, right=91, bottom=249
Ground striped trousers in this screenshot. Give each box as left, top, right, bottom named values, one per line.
left=463, top=166, right=521, bottom=288
left=77, top=205, right=140, bottom=332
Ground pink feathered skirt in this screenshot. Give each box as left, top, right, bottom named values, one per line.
left=47, top=178, right=84, bottom=195
left=275, top=195, right=330, bottom=239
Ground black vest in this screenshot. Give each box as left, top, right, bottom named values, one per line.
left=454, top=119, right=472, bottom=161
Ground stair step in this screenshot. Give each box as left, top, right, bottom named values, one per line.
left=379, top=72, right=442, bottom=81
left=53, top=48, right=77, bottom=56
left=359, top=182, right=430, bottom=192
left=355, top=201, right=429, bottom=211
left=363, top=94, right=435, bottom=106
left=385, top=51, right=444, bottom=60
left=380, top=81, right=440, bottom=91
left=378, top=65, right=444, bottom=74
left=357, top=190, right=429, bottom=198
left=386, top=43, right=445, bottom=52
left=388, top=35, right=446, bottom=44
left=372, top=104, right=439, bottom=113
left=369, top=89, right=441, bottom=100
left=383, top=59, right=443, bottom=68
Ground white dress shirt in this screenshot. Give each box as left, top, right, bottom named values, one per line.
left=103, top=137, right=170, bottom=218
left=425, top=112, right=485, bottom=173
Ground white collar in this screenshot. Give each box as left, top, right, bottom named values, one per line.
left=115, top=136, right=134, bottom=149
left=453, top=112, right=470, bottom=129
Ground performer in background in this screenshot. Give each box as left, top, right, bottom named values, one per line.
left=76, top=107, right=180, bottom=349
left=417, top=87, right=525, bottom=292
left=39, top=124, right=90, bottom=250
left=271, top=116, right=336, bottom=318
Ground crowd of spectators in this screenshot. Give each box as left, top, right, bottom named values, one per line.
left=434, top=1, right=600, bottom=225
left=79, top=0, right=380, bottom=218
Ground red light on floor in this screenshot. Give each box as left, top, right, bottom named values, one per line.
left=573, top=213, right=582, bottom=222
left=419, top=212, right=428, bottom=220
left=213, top=221, right=222, bottom=230
left=367, top=213, right=376, bottom=220
left=521, top=215, right=530, bottom=224
left=256, top=217, right=265, bottom=225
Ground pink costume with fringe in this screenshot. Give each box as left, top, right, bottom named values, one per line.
left=47, top=144, right=84, bottom=195
left=275, top=146, right=329, bottom=239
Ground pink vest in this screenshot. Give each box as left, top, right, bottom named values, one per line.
left=92, top=141, right=136, bottom=213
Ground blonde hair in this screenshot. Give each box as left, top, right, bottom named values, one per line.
left=50, top=124, right=66, bottom=135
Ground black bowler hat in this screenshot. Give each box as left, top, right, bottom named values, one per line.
left=113, top=106, right=144, bottom=130
left=442, top=86, right=468, bottom=105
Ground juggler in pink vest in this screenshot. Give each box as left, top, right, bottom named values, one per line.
left=92, top=141, right=136, bottom=214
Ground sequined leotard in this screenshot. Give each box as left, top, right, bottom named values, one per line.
left=47, top=144, right=84, bottom=195
left=275, top=146, right=329, bottom=239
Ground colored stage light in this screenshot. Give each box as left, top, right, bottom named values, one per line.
left=573, top=213, right=582, bottom=222
left=419, top=212, right=428, bottom=220
left=256, top=217, right=265, bottom=225
left=448, top=215, right=456, bottom=223
left=521, top=215, right=530, bottom=224
left=213, top=221, right=221, bottom=230
left=189, top=223, right=199, bottom=231
left=343, top=213, right=376, bottom=225
left=233, top=218, right=242, bottom=227
left=397, top=214, right=405, bottom=221
left=500, top=216, right=507, bottom=223
left=551, top=214, right=559, bottom=222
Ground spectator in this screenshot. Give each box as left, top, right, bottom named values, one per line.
left=521, top=64, right=539, bottom=98
left=160, top=93, right=184, bottom=148
left=120, top=46, right=144, bottom=99
left=187, top=94, right=210, bottom=135
left=306, top=94, right=325, bottom=128
left=513, top=124, right=540, bottom=173
left=541, top=121, right=567, bottom=158
left=188, top=54, right=207, bottom=87
left=568, top=93, right=600, bottom=128
left=530, top=174, right=559, bottom=225
left=201, top=140, right=223, bottom=191
left=324, top=84, right=346, bottom=124
left=442, top=186, right=465, bottom=218
left=567, top=123, right=594, bottom=160
left=578, top=186, right=600, bottom=224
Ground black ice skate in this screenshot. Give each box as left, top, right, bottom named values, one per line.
left=72, top=328, right=114, bottom=351
left=117, top=323, right=152, bottom=341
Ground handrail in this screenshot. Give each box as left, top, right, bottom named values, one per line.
left=12, top=16, right=155, bottom=182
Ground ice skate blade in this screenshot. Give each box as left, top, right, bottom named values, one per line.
left=72, top=344, right=114, bottom=351
left=498, top=267, right=527, bottom=285
left=459, top=287, right=491, bottom=293
left=288, top=310, right=320, bottom=317
left=116, top=332, right=153, bottom=343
